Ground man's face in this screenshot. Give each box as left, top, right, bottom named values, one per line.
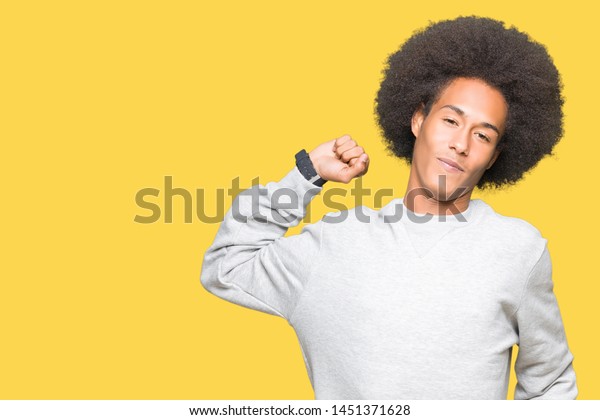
left=408, top=77, right=508, bottom=202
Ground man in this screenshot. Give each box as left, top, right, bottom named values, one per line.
left=200, top=16, right=577, bottom=399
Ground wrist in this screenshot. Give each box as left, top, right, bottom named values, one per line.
left=307, top=151, right=323, bottom=178
left=295, top=149, right=327, bottom=187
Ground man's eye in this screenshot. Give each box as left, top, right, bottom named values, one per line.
left=443, top=118, right=457, bottom=125
left=476, top=133, right=490, bottom=142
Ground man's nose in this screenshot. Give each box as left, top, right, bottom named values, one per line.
left=449, top=130, right=469, bottom=155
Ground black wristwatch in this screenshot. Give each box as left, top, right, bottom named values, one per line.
left=295, top=149, right=327, bottom=187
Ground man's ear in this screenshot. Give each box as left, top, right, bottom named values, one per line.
left=485, top=146, right=502, bottom=170
left=411, top=103, right=425, bottom=138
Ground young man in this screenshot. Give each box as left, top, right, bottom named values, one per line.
left=200, top=16, right=577, bottom=399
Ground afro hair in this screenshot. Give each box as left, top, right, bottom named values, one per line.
left=374, top=16, right=564, bottom=189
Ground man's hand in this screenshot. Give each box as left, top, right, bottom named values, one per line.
left=308, top=134, right=370, bottom=184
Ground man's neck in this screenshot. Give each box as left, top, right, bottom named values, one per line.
left=402, top=189, right=473, bottom=216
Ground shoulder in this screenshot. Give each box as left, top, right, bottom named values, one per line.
left=320, top=204, right=380, bottom=228
left=320, top=198, right=406, bottom=226
left=475, top=199, right=544, bottom=240
left=316, top=203, right=396, bottom=259
left=317, top=201, right=399, bottom=240
left=473, top=199, right=548, bottom=267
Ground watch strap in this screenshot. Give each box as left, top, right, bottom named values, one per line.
left=295, top=149, right=327, bottom=187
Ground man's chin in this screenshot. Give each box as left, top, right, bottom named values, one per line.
left=404, top=184, right=471, bottom=205
left=428, top=185, right=472, bottom=203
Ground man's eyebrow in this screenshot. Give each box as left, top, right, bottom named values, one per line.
left=440, top=104, right=500, bottom=136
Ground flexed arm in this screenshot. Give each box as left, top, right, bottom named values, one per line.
left=200, top=135, right=369, bottom=320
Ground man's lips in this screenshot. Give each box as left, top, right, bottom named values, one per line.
left=437, top=157, right=464, bottom=172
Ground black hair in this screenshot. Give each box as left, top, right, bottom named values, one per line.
left=375, top=16, right=564, bottom=189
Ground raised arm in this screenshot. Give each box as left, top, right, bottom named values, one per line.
left=200, top=135, right=370, bottom=320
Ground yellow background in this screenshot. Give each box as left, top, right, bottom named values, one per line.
left=1, top=0, right=598, bottom=399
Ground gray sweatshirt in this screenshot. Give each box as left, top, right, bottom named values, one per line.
left=200, top=166, right=577, bottom=399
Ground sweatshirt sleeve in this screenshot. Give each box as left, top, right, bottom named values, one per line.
left=513, top=244, right=578, bottom=399
left=200, top=166, right=325, bottom=320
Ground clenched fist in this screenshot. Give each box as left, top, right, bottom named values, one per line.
left=308, top=135, right=370, bottom=184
